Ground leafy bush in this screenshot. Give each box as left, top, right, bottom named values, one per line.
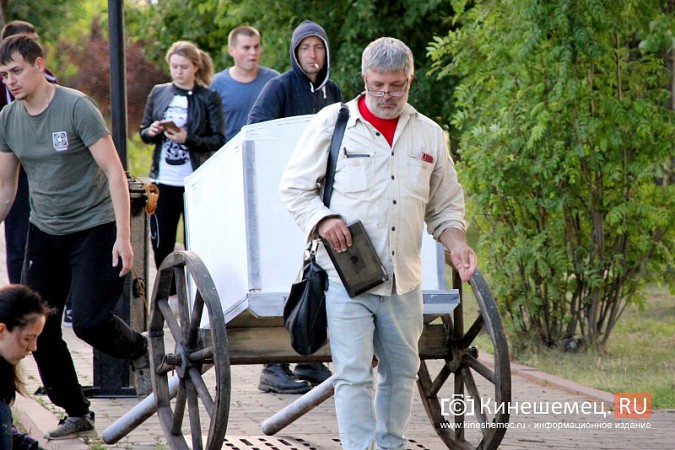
left=430, top=0, right=674, bottom=350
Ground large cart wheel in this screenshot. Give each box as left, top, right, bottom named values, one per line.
left=417, top=268, right=511, bottom=450
left=148, top=251, right=231, bottom=450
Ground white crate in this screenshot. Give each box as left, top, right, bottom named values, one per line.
left=184, top=115, right=455, bottom=326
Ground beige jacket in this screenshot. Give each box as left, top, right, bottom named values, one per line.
left=279, top=96, right=467, bottom=295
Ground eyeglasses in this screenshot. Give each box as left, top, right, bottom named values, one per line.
left=364, top=77, right=409, bottom=97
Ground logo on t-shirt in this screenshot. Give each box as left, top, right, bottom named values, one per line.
left=52, top=131, right=68, bottom=152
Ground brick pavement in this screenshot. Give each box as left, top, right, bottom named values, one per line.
left=1, top=222, right=673, bottom=449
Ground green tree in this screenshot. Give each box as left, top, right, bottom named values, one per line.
left=0, top=0, right=104, bottom=46
left=125, top=0, right=460, bottom=131
left=430, top=0, right=674, bottom=350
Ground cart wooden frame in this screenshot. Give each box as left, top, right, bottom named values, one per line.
left=103, top=250, right=511, bottom=450
left=103, top=116, right=511, bottom=449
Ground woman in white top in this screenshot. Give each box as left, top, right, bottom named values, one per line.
left=140, top=41, right=225, bottom=271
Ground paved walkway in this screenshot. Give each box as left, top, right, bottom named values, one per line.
left=1, top=222, right=673, bottom=449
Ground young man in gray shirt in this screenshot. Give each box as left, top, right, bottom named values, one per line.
left=0, top=36, right=150, bottom=440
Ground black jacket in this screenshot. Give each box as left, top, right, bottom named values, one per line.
left=247, top=20, right=342, bottom=124
left=140, top=83, right=225, bottom=180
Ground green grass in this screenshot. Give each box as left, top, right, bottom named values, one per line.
left=507, top=284, right=675, bottom=409
left=447, top=261, right=675, bottom=409
left=456, top=215, right=675, bottom=409
left=127, top=133, right=153, bottom=179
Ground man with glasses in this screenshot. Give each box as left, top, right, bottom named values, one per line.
left=280, top=37, right=477, bottom=449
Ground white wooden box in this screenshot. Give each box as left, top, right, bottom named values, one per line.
left=184, top=115, right=456, bottom=326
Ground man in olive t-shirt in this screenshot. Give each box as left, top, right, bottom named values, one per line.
left=1, top=84, right=115, bottom=233
left=0, top=36, right=151, bottom=440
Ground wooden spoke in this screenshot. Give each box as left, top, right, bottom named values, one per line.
left=171, top=381, right=187, bottom=436
left=187, top=292, right=204, bottom=348
left=461, top=367, right=489, bottom=435
left=463, top=354, right=496, bottom=384
left=458, top=314, right=485, bottom=349
left=188, top=367, right=215, bottom=418
left=186, top=380, right=203, bottom=450
left=157, top=298, right=181, bottom=340
left=428, top=361, right=452, bottom=397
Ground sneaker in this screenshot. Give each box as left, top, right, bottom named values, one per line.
left=294, top=362, right=332, bottom=386
left=63, top=309, right=73, bottom=327
left=258, top=363, right=312, bottom=394
left=131, top=333, right=152, bottom=398
left=44, top=412, right=96, bottom=440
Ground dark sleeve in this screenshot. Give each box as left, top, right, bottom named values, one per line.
left=0, top=83, right=8, bottom=111
left=247, top=78, right=286, bottom=124
left=12, top=428, right=44, bottom=450
left=184, top=90, right=226, bottom=153
left=139, top=86, right=161, bottom=145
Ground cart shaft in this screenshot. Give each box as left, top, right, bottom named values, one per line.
left=261, top=375, right=336, bottom=435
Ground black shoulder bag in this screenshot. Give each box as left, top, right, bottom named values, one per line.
left=283, top=104, right=349, bottom=355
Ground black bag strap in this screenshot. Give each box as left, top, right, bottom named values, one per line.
left=322, top=103, right=349, bottom=207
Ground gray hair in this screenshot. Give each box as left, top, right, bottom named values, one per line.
left=361, top=37, right=414, bottom=77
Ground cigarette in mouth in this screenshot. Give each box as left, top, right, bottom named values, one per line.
left=312, top=63, right=319, bottom=69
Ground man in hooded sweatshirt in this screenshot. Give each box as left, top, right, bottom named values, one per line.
left=248, top=20, right=341, bottom=395
left=248, top=20, right=342, bottom=124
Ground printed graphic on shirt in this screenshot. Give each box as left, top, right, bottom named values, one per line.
left=163, top=140, right=189, bottom=165
left=162, top=95, right=189, bottom=166
left=156, top=93, right=192, bottom=186
left=52, top=131, right=68, bottom=152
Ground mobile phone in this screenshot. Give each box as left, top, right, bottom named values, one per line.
left=160, top=120, right=179, bottom=132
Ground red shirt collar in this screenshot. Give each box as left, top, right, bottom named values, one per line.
left=358, top=96, right=398, bottom=146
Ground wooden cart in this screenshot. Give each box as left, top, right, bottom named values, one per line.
left=102, top=117, right=511, bottom=450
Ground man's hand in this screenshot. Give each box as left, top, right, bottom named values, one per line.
left=439, top=228, right=477, bottom=282
left=317, top=217, right=352, bottom=253
left=112, top=236, right=134, bottom=277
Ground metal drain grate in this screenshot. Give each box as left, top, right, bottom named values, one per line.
left=222, top=436, right=434, bottom=450
left=406, top=438, right=435, bottom=450
left=223, top=437, right=319, bottom=449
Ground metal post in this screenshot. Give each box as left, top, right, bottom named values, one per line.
left=108, top=0, right=128, bottom=168
left=88, top=0, right=148, bottom=397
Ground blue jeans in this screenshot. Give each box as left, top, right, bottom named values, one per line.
left=326, top=285, right=423, bottom=450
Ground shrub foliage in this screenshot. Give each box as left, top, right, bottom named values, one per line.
left=430, top=0, right=674, bottom=350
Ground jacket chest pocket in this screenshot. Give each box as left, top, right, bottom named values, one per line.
left=336, top=154, right=374, bottom=194
left=404, top=155, right=433, bottom=199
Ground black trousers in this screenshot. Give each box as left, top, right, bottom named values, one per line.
left=4, top=172, right=29, bottom=284
left=150, top=183, right=185, bottom=270
left=25, top=222, right=146, bottom=417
